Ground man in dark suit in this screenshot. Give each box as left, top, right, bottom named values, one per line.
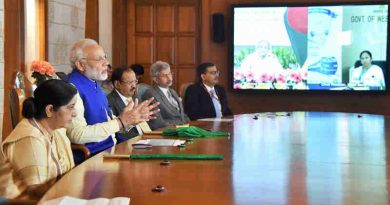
left=184, top=62, right=232, bottom=120
left=107, top=66, right=142, bottom=143
left=141, top=61, right=190, bottom=130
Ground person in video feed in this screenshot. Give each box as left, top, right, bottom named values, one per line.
left=239, top=40, right=283, bottom=82
left=350, top=50, right=385, bottom=88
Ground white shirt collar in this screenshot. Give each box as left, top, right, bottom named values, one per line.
left=115, top=89, right=133, bottom=107
left=158, top=86, right=170, bottom=97
left=202, top=83, right=214, bottom=93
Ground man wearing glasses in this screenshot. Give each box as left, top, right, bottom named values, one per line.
left=66, top=38, right=159, bottom=163
left=141, top=61, right=190, bottom=130
left=184, top=62, right=232, bottom=120
left=107, top=66, right=141, bottom=143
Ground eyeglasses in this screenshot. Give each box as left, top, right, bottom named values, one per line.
left=81, top=55, right=108, bottom=64
left=120, top=79, right=138, bottom=85
left=158, top=72, right=174, bottom=78
left=207, top=70, right=220, bottom=75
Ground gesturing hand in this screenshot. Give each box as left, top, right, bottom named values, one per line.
left=118, top=97, right=160, bottom=129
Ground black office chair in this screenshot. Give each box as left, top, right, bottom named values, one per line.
left=55, top=72, right=68, bottom=81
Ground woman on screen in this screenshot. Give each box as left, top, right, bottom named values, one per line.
left=2, top=79, right=77, bottom=196
left=350, top=50, right=385, bottom=89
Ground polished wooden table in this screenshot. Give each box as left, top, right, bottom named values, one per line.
left=39, top=112, right=390, bottom=205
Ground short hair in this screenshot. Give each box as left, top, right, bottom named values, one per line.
left=196, top=62, right=215, bottom=82
left=22, top=79, right=78, bottom=120
left=150, top=61, right=170, bottom=77
left=111, top=66, right=134, bottom=85
left=69, top=38, right=98, bottom=70
left=360, top=50, right=372, bottom=59
left=131, top=64, right=144, bottom=76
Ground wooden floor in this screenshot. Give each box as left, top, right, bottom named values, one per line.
left=39, top=112, right=390, bottom=205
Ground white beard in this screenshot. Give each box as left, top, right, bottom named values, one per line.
left=84, top=65, right=108, bottom=81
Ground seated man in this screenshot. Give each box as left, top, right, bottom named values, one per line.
left=107, top=66, right=141, bottom=143
left=66, top=38, right=159, bottom=163
left=131, top=64, right=151, bottom=101
left=141, top=61, right=190, bottom=130
left=184, top=62, right=232, bottom=120
left=131, top=64, right=145, bottom=82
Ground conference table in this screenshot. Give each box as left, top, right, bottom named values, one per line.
left=39, top=112, right=390, bottom=205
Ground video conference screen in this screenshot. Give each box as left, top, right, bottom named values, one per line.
left=232, top=3, right=389, bottom=91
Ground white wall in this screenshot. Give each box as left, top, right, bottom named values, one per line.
left=98, top=0, right=112, bottom=63
left=47, top=0, right=86, bottom=73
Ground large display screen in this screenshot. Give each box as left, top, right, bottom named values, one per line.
left=232, top=3, right=389, bottom=91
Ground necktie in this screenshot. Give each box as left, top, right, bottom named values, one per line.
left=167, top=91, right=179, bottom=111
left=127, top=98, right=134, bottom=109
left=210, top=89, right=222, bottom=118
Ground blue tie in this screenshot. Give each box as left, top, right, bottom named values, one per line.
left=210, top=89, right=222, bottom=118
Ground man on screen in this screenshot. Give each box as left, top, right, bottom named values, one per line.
left=240, top=40, right=284, bottom=83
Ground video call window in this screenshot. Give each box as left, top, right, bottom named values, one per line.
left=232, top=3, right=389, bottom=91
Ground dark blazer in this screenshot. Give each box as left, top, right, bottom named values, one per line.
left=141, top=86, right=190, bottom=130
left=184, top=83, right=232, bottom=120
left=106, top=90, right=139, bottom=143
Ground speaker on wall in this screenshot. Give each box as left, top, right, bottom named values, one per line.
left=212, top=13, right=225, bottom=43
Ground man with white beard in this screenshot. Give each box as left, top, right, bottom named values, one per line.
left=66, top=38, right=159, bottom=163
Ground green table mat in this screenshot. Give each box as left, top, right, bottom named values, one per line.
left=130, top=154, right=223, bottom=160
left=162, top=126, right=229, bottom=138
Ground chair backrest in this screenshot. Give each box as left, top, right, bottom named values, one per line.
left=9, top=88, right=25, bottom=129
left=179, top=82, right=193, bottom=107
left=136, top=83, right=151, bottom=100
left=55, top=72, right=68, bottom=81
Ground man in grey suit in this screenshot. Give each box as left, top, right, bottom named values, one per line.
left=107, top=66, right=142, bottom=143
left=141, top=61, right=190, bottom=130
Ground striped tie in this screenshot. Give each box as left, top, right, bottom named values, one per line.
left=210, top=89, right=222, bottom=117
left=167, top=91, right=179, bottom=111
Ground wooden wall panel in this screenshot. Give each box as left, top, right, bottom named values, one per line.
left=3, top=0, right=24, bottom=139
left=141, top=67, right=152, bottom=85
left=135, top=37, right=153, bottom=64
left=156, top=5, right=174, bottom=33
left=135, top=4, right=153, bottom=33
left=85, top=0, right=99, bottom=42
left=156, top=37, right=174, bottom=63
left=112, top=0, right=128, bottom=68
left=126, top=0, right=199, bottom=91
left=177, top=37, right=196, bottom=65
left=176, top=67, right=196, bottom=86
left=178, top=6, right=196, bottom=33
left=39, top=0, right=47, bottom=60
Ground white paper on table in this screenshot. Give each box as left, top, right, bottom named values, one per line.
left=42, top=196, right=130, bottom=205
left=134, top=139, right=185, bottom=146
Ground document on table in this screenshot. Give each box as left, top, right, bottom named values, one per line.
left=134, top=139, right=185, bottom=146
left=42, top=196, right=130, bottom=205
left=197, top=118, right=233, bottom=122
